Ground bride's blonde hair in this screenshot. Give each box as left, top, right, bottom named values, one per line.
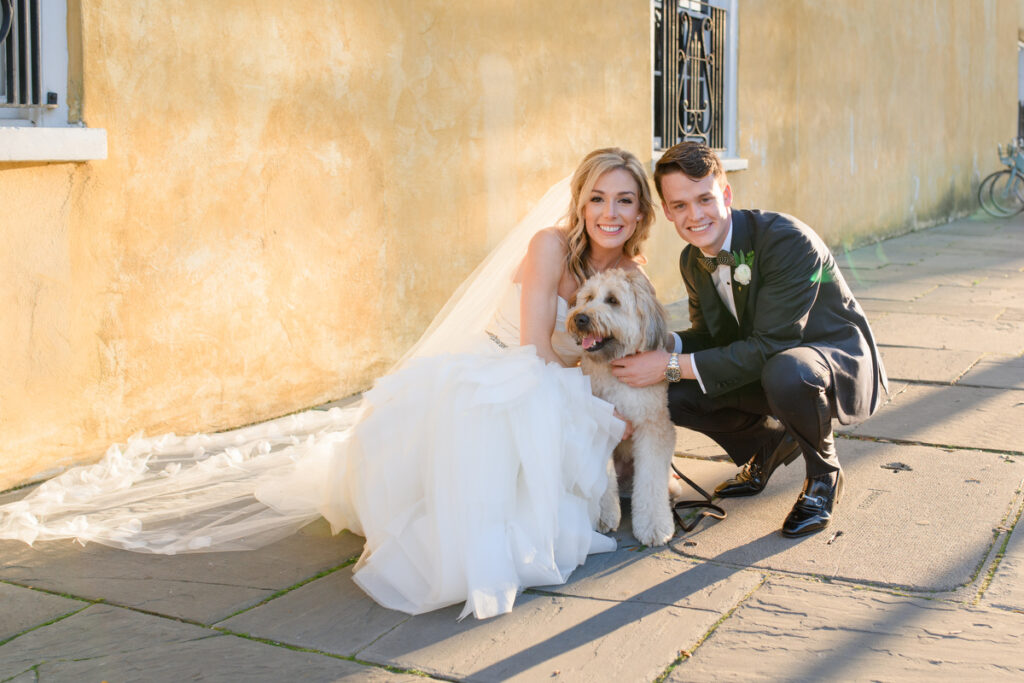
left=564, top=148, right=655, bottom=286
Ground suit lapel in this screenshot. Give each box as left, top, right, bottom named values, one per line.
left=730, top=210, right=753, bottom=326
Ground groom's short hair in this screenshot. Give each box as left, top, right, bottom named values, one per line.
left=653, top=142, right=726, bottom=200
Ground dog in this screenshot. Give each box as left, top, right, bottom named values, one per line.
left=567, top=268, right=678, bottom=546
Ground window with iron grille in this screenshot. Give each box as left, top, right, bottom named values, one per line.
left=0, top=0, right=50, bottom=110
left=1, top=0, right=70, bottom=126
left=653, top=0, right=737, bottom=155
left=0, top=1, right=104, bottom=161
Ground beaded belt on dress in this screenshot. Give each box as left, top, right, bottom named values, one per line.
left=485, top=331, right=508, bottom=349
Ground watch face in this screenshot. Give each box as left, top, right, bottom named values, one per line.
left=665, top=366, right=682, bottom=382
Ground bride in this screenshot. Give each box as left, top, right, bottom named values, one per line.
left=0, top=148, right=658, bottom=620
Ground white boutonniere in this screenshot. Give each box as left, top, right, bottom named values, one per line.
left=731, top=250, right=754, bottom=286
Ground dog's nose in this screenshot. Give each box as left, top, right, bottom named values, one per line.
left=573, top=313, right=590, bottom=329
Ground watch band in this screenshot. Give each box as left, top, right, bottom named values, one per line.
left=665, top=352, right=682, bottom=383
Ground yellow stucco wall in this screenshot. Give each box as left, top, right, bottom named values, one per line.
left=1, top=0, right=651, bottom=488
left=1, top=0, right=1020, bottom=489
left=732, top=0, right=1017, bottom=250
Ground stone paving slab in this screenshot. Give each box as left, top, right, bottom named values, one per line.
left=864, top=220, right=1024, bottom=245
left=920, top=221, right=1024, bottom=242
left=958, top=354, right=1024, bottom=390
left=867, top=311, right=1024, bottom=354
left=0, top=485, right=31, bottom=505
left=860, top=230, right=954, bottom=250
left=833, top=243, right=930, bottom=270
left=0, top=582, right=85, bottom=642
left=972, top=271, right=1024, bottom=291
left=918, top=283, right=1024, bottom=307
left=0, top=519, right=364, bottom=624
left=877, top=346, right=982, bottom=383
left=841, top=262, right=1009, bottom=288
left=674, top=429, right=728, bottom=459
left=668, top=440, right=1024, bottom=591
left=846, top=279, right=938, bottom=301
left=668, top=578, right=1024, bottom=682
left=0, top=603, right=404, bottom=682
left=359, top=590, right=715, bottom=683
left=985, top=505, right=1024, bottom=613
left=858, top=296, right=1009, bottom=320
left=928, top=215, right=1024, bottom=236
left=905, top=251, right=1024, bottom=275
left=220, top=524, right=763, bottom=666
left=837, top=244, right=1024, bottom=275
left=218, top=565, right=409, bottom=656
left=908, top=234, right=1024, bottom=256
left=536, top=546, right=763, bottom=611
left=839, top=384, right=1024, bottom=453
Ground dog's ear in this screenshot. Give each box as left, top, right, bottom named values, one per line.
left=567, top=291, right=578, bottom=309
left=627, top=270, right=668, bottom=352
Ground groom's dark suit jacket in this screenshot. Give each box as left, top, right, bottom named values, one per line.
left=676, top=208, right=888, bottom=425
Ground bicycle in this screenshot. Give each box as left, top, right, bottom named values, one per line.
left=979, top=139, right=1024, bottom=217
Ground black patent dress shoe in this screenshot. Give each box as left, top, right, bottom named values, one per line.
left=781, top=470, right=845, bottom=538
left=714, top=433, right=801, bottom=498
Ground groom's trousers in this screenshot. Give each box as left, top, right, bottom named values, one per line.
left=667, top=346, right=841, bottom=478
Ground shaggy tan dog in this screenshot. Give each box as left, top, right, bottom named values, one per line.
left=567, top=269, right=678, bottom=546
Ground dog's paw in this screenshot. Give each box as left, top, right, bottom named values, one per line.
left=668, top=475, right=684, bottom=502
left=598, top=498, right=621, bottom=533
left=632, top=509, right=675, bottom=547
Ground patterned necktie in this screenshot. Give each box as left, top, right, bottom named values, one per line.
left=697, top=250, right=735, bottom=273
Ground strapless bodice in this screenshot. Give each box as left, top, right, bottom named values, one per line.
left=488, top=284, right=581, bottom=366
left=551, top=297, right=583, bottom=364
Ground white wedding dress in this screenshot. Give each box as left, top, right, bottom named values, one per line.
left=0, top=178, right=625, bottom=620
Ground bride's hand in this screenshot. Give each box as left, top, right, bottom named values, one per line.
left=613, top=410, right=634, bottom=441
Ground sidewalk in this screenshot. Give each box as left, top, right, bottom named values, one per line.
left=2, top=212, right=1023, bottom=682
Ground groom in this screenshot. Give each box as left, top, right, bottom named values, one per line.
left=612, top=141, right=887, bottom=537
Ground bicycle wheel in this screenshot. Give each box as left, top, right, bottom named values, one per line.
left=988, top=169, right=1024, bottom=216
left=978, top=170, right=1014, bottom=217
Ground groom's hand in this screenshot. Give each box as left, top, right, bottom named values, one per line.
left=612, top=349, right=676, bottom=387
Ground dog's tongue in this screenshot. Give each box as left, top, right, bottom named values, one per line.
left=581, top=334, right=603, bottom=350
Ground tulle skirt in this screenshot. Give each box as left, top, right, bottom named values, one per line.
left=303, top=343, right=624, bottom=619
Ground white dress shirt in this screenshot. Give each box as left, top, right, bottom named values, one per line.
left=670, top=216, right=736, bottom=394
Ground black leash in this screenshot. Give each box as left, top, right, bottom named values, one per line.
left=670, top=462, right=727, bottom=532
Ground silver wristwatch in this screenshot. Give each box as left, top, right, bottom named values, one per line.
left=664, top=353, right=682, bottom=383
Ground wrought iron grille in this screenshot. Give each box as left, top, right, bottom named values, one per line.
left=0, top=0, right=43, bottom=108
left=654, top=0, right=726, bottom=150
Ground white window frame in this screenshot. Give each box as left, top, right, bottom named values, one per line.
left=0, top=0, right=105, bottom=161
